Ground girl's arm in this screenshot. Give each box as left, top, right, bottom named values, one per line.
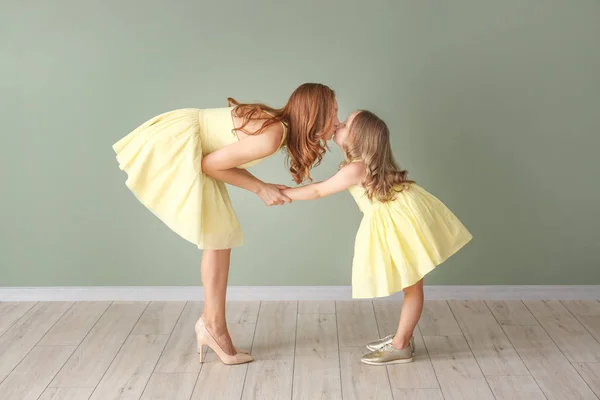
left=201, top=126, right=291, bottom=206
left=283, top=162, right=366, bottom=201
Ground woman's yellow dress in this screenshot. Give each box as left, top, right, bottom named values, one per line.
left=113, top=107, right=285, bottom=250
left=349, top=184, right=472, bottom=298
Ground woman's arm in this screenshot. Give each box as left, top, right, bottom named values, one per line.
left=282, top=162, right=366, bottom=201
left=201, top=127, right=291, bottom=205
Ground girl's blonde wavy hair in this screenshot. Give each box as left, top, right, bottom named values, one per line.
left=341, top=110, right=413, bottom=202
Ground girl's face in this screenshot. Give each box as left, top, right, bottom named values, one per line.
left=333, top=111, right=360, bottom=147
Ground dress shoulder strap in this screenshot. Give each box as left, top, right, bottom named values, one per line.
left=262, top=110, right=287, bottom=148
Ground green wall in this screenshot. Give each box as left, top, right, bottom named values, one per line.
left=2, top=0, right=599, bottom=286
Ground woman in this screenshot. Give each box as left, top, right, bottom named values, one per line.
left=113, top=83, right=339, bottom=365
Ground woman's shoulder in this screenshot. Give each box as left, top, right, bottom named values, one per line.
left=265, top=121, right=287, bottom=153
left=238, top=117, right=285, bottom=154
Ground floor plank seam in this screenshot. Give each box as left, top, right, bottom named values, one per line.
left=371, top=300, right=395, bottom=399
left=445, top=300, right=497, bottom=398
left=239, top=300, right=262, bottom=399
left=43, top=301, right=114, bottom=393
left=290, top=301, right=299, bottom=400
left=0, top=302, right=38, bottom=341
left=419, top=328, right=447, bottom=399
left=140, top=300, right=188, bottom=400
left=334, top=301, right=344, bottom=400
left=0, top=301, right=75, bottom=388
left=416, top=325, right=444, bottom=396
left=560, top=300, right=600, bottom=346
left=188, top=306, right=204, bottom=400
left=484, top=301, right=549, bottom=400
left=522, top=300, right=600, bottom=398
left=86, top=301, right=150, bottom=400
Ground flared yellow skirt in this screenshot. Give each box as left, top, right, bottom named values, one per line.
left=352, top=184, right=472, bottom=298
left=113, top=109, right=243, bottom=249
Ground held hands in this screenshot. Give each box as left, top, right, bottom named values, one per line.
left=256, top=183, right=292, bottom=206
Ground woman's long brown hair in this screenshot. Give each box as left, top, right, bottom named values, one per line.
left=341, top=110, right=413, bottom=202
left=228, top=83, right=336, bottom=183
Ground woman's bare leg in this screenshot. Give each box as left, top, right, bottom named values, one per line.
left=200, top=249, right=236, bottom=355
left=391, top=279, right=424, bottom=349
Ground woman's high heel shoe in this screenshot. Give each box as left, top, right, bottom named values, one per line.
left=195, top=318, right=250, bottom=354
left=195, top=318, right=254, bottom=365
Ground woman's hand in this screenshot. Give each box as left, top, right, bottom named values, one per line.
left=256, top=183, right=292, bottom=206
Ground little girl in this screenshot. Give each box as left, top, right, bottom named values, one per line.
left=283, top=110, right=472, bottom=365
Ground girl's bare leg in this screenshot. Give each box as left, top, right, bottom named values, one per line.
left=391, top=279, right=424, bottom=349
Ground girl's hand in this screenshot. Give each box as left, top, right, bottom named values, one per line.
left=256, top=183, right=292, bottom=206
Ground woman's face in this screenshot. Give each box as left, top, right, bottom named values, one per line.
left=333, top=111, right=359, bottom=148
left=322, top=100, right=340, bottom=141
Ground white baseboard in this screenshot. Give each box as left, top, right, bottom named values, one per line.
left=0, top=285, right=599, bottom=301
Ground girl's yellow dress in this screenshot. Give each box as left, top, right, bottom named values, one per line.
left=112, top=107, right=286, bottom=250
left=348, top=184, right=472, bottom=298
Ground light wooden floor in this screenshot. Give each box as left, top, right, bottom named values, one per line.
left=1, top=300, right=600, bottom=400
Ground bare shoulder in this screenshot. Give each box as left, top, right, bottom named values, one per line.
left=238, top=118, right=284, bottom=153
left=260, top=121, right=285, bottom=152
left=339, top=162, right=367, bottom=185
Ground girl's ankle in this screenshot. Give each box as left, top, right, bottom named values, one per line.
left=391, top=335, right=412, bottom=350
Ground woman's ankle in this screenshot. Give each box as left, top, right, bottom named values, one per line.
left=201, top=313, right=227, bottom=332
